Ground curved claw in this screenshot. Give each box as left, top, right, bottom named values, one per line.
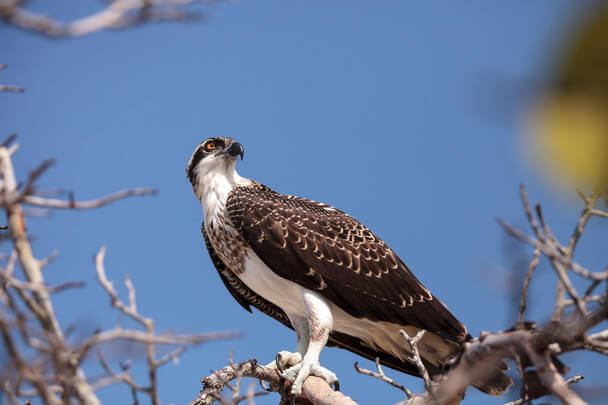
left=259, top=379, right=273, bottom=392
left=275, top=353, right=284, bottom=373
left=333, top=380, right=340, bottom=392
left=278, top=376, right=288, bottom=397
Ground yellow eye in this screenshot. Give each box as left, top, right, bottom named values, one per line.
left=204, top=142, right=216, bottom=151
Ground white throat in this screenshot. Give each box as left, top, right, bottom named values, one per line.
left=191, top=157, right=249, bottom=221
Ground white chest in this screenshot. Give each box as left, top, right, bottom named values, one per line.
left=239, top=252, right=311, bottom=318
left=199, top=169, right=252, bottom=273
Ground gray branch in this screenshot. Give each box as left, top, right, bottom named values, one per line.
left=0, top=0, right=205, bottom=38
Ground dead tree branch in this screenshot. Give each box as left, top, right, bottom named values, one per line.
left=22, top=189, right=157, bottom=210
left=0, top=139, right=234, bottom=405
left=354, top=358, right=413, bottom=399
left=503, top=373, right=583, bottom=405
left=189, top=359, right=357, bottom=405
left=0, top=0, right=207, bottom=38
left=350, top=185, right=607, bottom=405
left=400, top=330, right=433, bottom=395
left=517, top=248, right=541, bottom=328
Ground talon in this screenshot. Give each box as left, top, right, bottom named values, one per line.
left=276, top=353, right=284, bottom=373
left=259, top=379, right=273, bottom=392
left=333, top=380, right=340, bottom=391
left=278, top=376, right=288, bottom=397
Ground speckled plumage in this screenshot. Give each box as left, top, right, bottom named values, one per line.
left=202, top=225, right=292, bottom=328
left=225, top=182, right=466, bottom=341
left=205, top=209, right=250, bottom=275
left=188, top=137, right=512, bottom=396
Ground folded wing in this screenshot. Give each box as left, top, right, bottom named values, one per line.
left=226, top=183, right=467, bottom=342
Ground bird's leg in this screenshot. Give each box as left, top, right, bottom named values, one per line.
left=282, top=292, right=339, bottom=396
left=265, top=315, right=308, bottom=371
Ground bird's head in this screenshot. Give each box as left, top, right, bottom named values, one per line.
left=186, top=137, right=244, bottom=195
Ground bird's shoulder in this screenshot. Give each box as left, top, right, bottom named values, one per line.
left=227, top=181, right=366, bottom=231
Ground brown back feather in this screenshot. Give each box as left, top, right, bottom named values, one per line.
left=226, top=183, right=467, bottom=342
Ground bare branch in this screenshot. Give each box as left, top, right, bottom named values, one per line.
left=0, top=133, right=17, bottom=148
left=93, top=348, right=147, bottom=395
left=0, top=269, right=84, bottom=295
left=519, top=185, right=544, bottom=242
left=497, top=218, right=587, bottom=316
left=517, top=248, right=540, bottom=328
left=154, top=346, right=186, bottom=368
left=94, top=246, right=148, bottom=324
left=23, top=188, right=157, bottom=210
left=354, top=359, right=413, bottom=399
left=591, top=208, right=608, bottom=218
left=19, top=159, right=55, bottom=199
left=0, top=84, right=25, bottom=93
left=504, top=373, right=584, bottom=405
left=400, top=330, right=433, bottom=394
left=0, top=0, right=205, bottom=38
left=0, top=146, right=91, bottom=405
left=38, top=250, right=59, bottom=268
left=524, top=347, right=586, bottom=405
left=190, top=359, right=357, bottom=405
left=92, top=245, right=238, bottom=405
left=567, top=192, right=600, bottom=255
left=0, top=145, right=229, bottom=405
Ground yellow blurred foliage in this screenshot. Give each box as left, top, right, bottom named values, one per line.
left=525, top=3, right=608, bottom=193
left=528, top=95, right=608, bottom=189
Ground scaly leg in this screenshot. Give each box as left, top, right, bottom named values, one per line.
left=282, top=291, right=339, bottom=396
left=265, top=315, right=308, bottom=371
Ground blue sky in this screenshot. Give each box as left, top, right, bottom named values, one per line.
left=1, top=1, right=606, bottom=404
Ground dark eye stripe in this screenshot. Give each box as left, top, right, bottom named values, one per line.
left=187, top=147, right=206, bottom=183
left=186, top=137, right=228, bottom=184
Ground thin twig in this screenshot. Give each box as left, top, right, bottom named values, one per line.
left=497, top=218, right=587, bottom=316
left=517, top=248, right=541, bottom=328
left=503, top=373, right=584, bottom=405
left=0, top=0, right=204, bottom=37
left=23, top=188, right=157, bottom=210
left=354, top=359, right=412, bottom=399
left=0, top=84, right=25, bottom=93
left=399, top=330, right=432, bottom=394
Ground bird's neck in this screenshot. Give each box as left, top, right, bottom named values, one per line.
left=195, top=167, right=249, bottom=221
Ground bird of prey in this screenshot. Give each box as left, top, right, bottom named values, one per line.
left=187, top=137, right=511, bottom=398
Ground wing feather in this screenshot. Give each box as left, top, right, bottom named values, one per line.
left=226, top=184, right=467, bottom=342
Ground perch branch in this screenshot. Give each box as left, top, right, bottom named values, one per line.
left=190, top=359, right=357, bottom=405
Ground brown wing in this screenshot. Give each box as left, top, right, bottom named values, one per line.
left=226, top=183, right=467, bottom=342
left=202, top=223, right=292, bottom=329
left=204, top=221, right=440, bottom=378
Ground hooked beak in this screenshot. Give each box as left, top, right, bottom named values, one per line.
left=224, top=141, right=244, bottom=160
